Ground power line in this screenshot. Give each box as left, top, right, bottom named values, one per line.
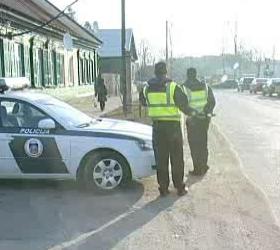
left=6, top=0, right=79, bottom=38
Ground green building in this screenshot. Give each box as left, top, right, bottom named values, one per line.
left=0, top=0, right=102, bottom=88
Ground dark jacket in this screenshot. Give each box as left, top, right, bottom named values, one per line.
left=184, top=78, right=216, bottom=114
left=95, top=78, right=107, bottom=102
left=142, top=77, right=193, bottom=116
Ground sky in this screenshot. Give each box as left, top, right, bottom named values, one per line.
left=52, top=0, right=280, bottom=58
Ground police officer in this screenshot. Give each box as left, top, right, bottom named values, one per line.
left=143, top=62, right=193, bottom=196
left=183, top=68, right=216, bottom=176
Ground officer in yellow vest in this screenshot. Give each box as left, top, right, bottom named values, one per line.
left=143, top=62, right=193, bottom=196
left=183, top=68, right=216, bottom=176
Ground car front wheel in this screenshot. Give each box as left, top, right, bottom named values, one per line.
left=82, top=150, right=132, bottom=191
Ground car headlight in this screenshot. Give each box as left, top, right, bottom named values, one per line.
left=136, top=140, right=153, bottom=151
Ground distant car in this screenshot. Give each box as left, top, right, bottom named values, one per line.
left=216, top=79, right=238, bottom=89
left=238, top=77, right=255, bottom=92
left=0, top=78, right=156, bottom=191
left=249, top=78, right=268, bottom=94
left=262, top=78, right=280, bottom=97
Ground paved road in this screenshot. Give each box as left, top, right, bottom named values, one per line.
left=215, top=89, right=280, bottom=224
left=2, top=90, right=280, bottom=250
left=0, top=180, right=145, bottom=250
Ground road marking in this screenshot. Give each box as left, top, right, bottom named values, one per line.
left=48, top=207, right=139, bottom=250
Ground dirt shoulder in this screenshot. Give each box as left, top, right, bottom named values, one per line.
left=111, top=123, right=280, bottom=250
left=63, top=100, right=280, bottom=249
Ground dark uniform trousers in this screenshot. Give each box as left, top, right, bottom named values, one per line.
left=186, top=117, right=210, bottom=169
left=152, top=121, right=185, bottom=191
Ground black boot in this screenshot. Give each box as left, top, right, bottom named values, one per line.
left=159, top=188, right=170, bottom=197
left=200, top=165, right=209, bottom=175
left=189, top=169, right=201, bottom=176
left=177, top=187, right=188, bottom=196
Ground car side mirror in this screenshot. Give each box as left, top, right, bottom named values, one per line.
left=38, top=118, right=56, bottom=130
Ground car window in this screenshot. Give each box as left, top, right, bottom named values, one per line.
left=0, top=100, right=49, bottom=128
left=41, top=100, right=92, bottom=127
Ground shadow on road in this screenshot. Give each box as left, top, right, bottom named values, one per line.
left=186, top=174, right=206, bottom=188
left=73, top=194, right=179, bottom=250
left=0, top=179, right=144, bottom=250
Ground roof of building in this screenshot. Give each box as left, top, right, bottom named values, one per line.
left=0, top=0, right=102, bottom=49
left=98, top=29, right=137, bottom=60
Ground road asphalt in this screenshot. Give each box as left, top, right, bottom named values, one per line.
left=1, top=90, right=280, bottom=250
left=215, top=90, right=280, bottom=225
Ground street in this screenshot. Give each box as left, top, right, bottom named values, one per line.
left=1, top=90, right=280, bottom=249
left=0, top=180, right=146, bottom=250
left=2, top=0, right=280, bottom=249
left=215, top=90, right=280, bottom=224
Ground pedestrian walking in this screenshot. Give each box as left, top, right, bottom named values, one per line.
left=183, top=68, right=216, bottom=176
left=143, top=62, right=193, bottom=197
left=95, top=75, right=107, bottom=111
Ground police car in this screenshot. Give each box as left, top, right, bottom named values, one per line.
left=0, top=78, right=155, bottom=190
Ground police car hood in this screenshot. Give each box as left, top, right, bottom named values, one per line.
left=78, top=118, right=152, bottom=141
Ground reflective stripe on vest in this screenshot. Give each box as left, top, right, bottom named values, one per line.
left=144, top=82, right=181, bottom=121
left=184, top=85, right=208, bottom=113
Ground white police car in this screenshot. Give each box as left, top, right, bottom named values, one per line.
left=0, top=78, right=155, bottom=190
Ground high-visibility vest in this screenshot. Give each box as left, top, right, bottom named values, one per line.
left=143, top=82, right=181, bottom=121
left=183, top=85, right=208, bottom=113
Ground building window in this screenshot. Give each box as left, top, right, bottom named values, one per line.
left=32, top=48, right=43, bottom=87
left=79, top=57, right=85, bottom=85
left=85, top=58, right=89, bottom=84
left=56, top=52, right=65, bottom=86
left=68, top=55, right=74, bottom=86
left=24, top=44, right=31, bottom=80
left=51, top=50, right=57, bottom=86
left=43, top=49, right=50, bottom=86
left=0, top=39, right=4, bottom=77
left=90, top=59, right=94, bottom=84
left=3, top=39, right=23, bottom=77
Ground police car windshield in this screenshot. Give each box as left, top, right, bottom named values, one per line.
left=41, top=99, right=94, bottom=127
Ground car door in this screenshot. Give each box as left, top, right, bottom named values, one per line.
left=0, top=98, right=70, bottom=176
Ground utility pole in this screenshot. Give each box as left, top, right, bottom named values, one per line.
left=234, top=19, right=238, bottom=80
left=234, top=20, right=238, bottom=56
left=165, top=20, right=169, bottom=65
left=222, top=33, right=225, bottom=74
left=272, top=45, right=276, bottom=76
left=169, top=22, right=173, bottom=78
left=121, top=0, right=127, bottom=115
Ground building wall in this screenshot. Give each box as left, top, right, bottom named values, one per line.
left=100, top=57, right=122, bottom=74
left=0, top=35, right=98, bottom=88
left=102, top=73, right=120, bottom=96
left=100, top=56, right=138, bottom=105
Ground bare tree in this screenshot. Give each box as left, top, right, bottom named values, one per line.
left=138, top=40, right=154, bottom=68
left=65, top=7, right=76, bottom=21
left=137, top=40, right=155, bottom=80
left=84, top=21, right=99, bottom=34
left=84, top=21, right=92, bottom=31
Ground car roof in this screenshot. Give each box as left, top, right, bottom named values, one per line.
left=0, top=90, right=57, bottom=103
